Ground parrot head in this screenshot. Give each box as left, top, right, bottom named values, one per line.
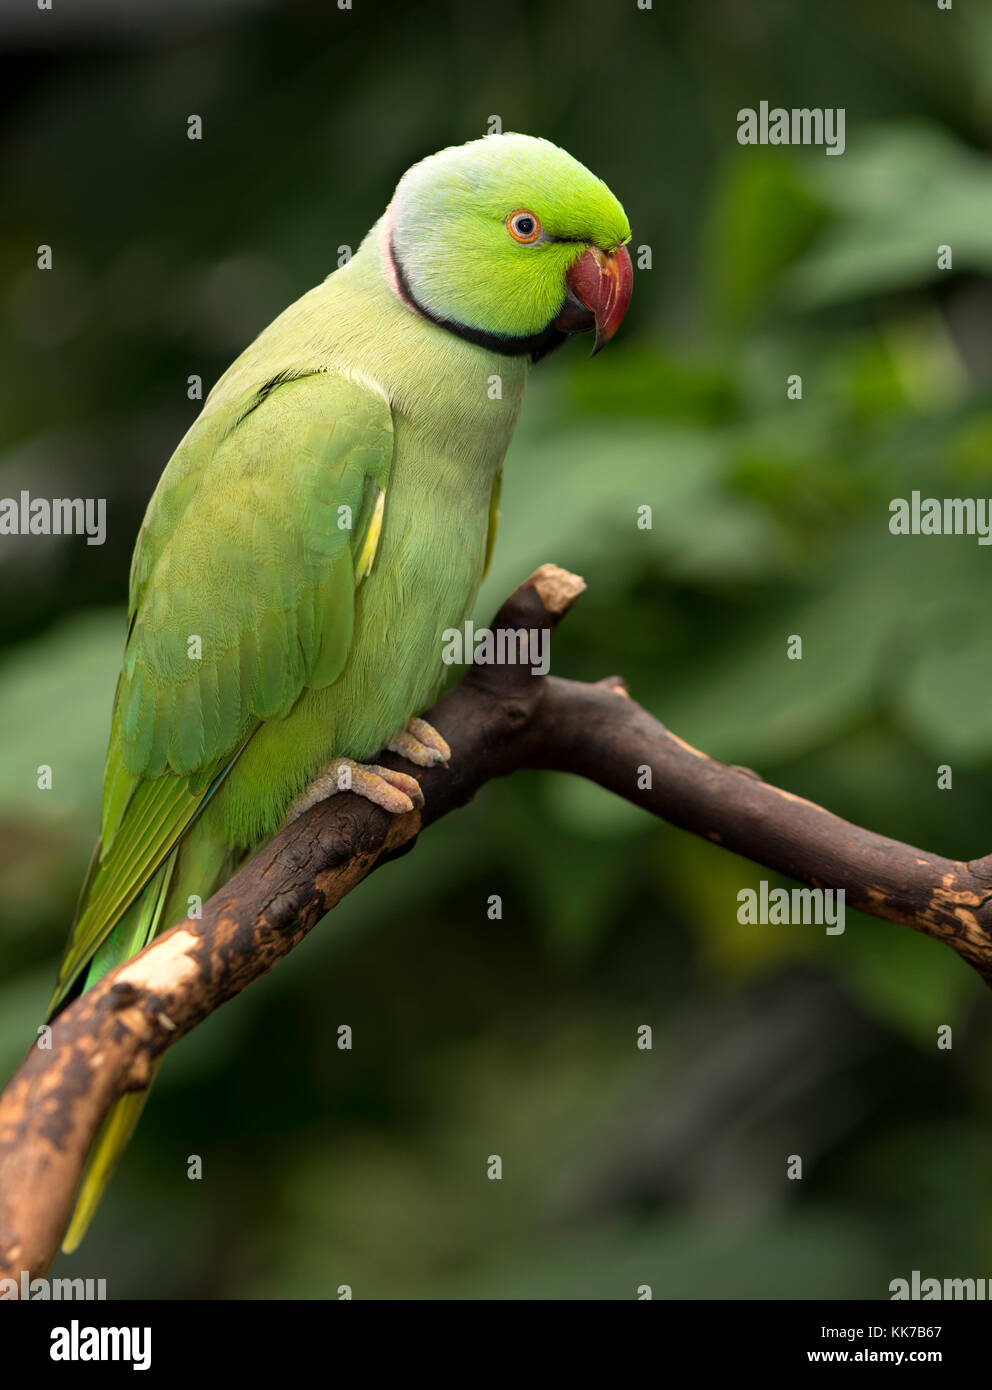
left=383, top=133, right=632, bottom=359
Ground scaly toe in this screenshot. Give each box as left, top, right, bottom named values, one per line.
left=282, top=757, right=422, bottom=827
left=407, top=717, right=451, bottom=762
left=386, top=717, right=451, bottom=768
left=361, top=763, right=424, bottom=810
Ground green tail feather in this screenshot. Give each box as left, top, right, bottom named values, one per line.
left=59, top=856, right=175, bottom=1253
left=61, top=1077, right=159, bottom=1254
left=85, top=850, right=177, bottom=987
left=60, top=828, right=235, bottom=1251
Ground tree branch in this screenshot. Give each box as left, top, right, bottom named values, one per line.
left=2, top=562, right=991, bottom=1279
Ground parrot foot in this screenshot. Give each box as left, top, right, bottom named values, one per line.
left=282, top=758, right=424, bottom=826
left=386, top=716, right=451, bottom=768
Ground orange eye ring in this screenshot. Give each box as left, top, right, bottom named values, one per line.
left=507, top=210, right=542, bottom=244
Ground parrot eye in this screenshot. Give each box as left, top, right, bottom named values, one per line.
left=507, top=210, right=542, bottom=244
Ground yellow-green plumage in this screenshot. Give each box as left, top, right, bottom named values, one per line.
left=51, top=132, right=631, bottom=1249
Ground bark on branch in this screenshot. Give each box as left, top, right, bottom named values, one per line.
left=2, top=561, right=991, bottom=1279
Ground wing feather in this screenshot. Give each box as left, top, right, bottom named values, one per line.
left=50, top=371, right=394, bottom=1013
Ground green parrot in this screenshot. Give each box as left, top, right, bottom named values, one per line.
left=50, top=132, right=632, bottom=1250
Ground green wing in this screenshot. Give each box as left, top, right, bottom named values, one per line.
left=49, top=370, right=394, bottom=1013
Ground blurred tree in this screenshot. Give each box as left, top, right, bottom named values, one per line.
left=1, top=0, right=991, bottom=1298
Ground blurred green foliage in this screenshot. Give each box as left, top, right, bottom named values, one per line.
left=1, top=0, right=992, bottom=1297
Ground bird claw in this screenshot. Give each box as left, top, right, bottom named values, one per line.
left=282, top=757, right=423, bottom=826
left=281, top=720, right=449, bottom=828
left=386, top=716, right=451, bottom=768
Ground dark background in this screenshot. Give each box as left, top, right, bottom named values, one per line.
left=2, top=0, right=992, bottom=1297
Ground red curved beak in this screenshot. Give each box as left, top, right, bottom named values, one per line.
left=554, top=243, right=633, bottom=356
